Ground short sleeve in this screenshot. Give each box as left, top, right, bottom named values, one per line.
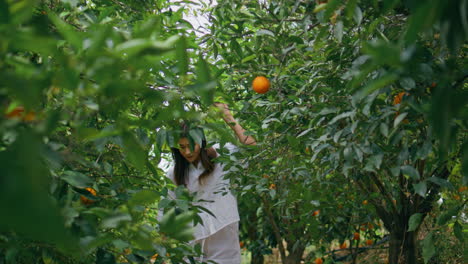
left=212, top=142, right=239, bottom=156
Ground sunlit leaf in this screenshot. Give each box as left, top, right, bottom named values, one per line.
left=422, top=232, right=435, bottom=264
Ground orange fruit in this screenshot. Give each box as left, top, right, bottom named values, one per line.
left=80, top=187, right=97, bottom=205
left=366, top=239, right=373, bottom=246
left=362, top=200, right=368, bottom=205
left=312, top=210, right=320, bottom=217
left=22, top=111, right=36, bottom=122
left=353, top=232, right=360, bottom=240
left=430, top=82, right=437, bottom=88
left=6, top=106, right=24, bottom=119
left=239, top=241, right=245, bottom=248
left=149, top=253, right=158, bottom=264
left=393, top=92, right=409, bottom=105
left=269, top=183, right=276, bottom=190
left=339, top=242, right=347, bottom=249
left=315, top=258, right=323, bottom=264
left=252, top=76, right=270, bottom=94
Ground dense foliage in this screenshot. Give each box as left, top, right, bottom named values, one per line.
left=1, top=0, right=466, bottom=264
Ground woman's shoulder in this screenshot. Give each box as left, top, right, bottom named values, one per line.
left=165, top=166, right=175, bottom=182
left=211, top=142, right=239, bottom=155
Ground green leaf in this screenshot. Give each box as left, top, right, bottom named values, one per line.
left=329, top=111, right=355, bottom=125
left=256, top=29, right=275, bottom=37
left=128, top=190, right=159, bottom=208
left=230, top=39, right=243, bottom=58
left=48, top=12, right=83, bottom=50
left=195, top=53, right=211, bottom=84
left=394, top=112, right=408, bottom=127
left=122, top=132, right=148, bottom=171
left=437, top=206, right=460, bottom=225
left=101, top=213, right=132, bottom=228
left=401, top=165, right=420, bottom=180
left=353, top=6, right=363, bottom=25
left=453, top=221, right=464, bottom=243
left=176, top=36, right=189, bottom=75
left=422, top=232, right=435, bottom=264
left=0, top=0, right=10, bottom=24
left=241, top=54, right=256, bottom=63
left=427, top=177, right=453, bottom=190
left=188, top=128, right=204, bottom=146
left=380, top=122, right=389, bottom=137
left=0, top=132, right=77, bottom=254
left=400, top=77, right=416, bottom=90
left=416, top=141, right=432, bottom=159
left=96, top=248, right=116, bottom=264
left=313, top=3, right=327, bottom=13
left=413, top=181, right=427, bottom=197
left=156, top=129, right=167, bottom=149
left=61, top=171, right=93, bottom=188
left=354, top=74, right=398, bottom=100
left=9, top=0, right=35, bottom=25
left=159, top=208, right=194, bottom=242
left=334, top=21, right=343, bottom=42
left=115, top=35, right=179, bottom=57
left=408, top=213, right=423, bottom=232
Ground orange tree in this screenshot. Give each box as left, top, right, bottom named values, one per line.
left=203, top=0, right=466, bottom=263
left=0, top=0, right=219, bottom=263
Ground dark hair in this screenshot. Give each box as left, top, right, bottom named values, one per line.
left=170, top=130, right=215, bottom=186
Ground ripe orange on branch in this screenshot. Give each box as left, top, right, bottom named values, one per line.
left=393, top=92, right=409, bottom=105
left=5, top=106, right=25, bottom=118
left=252, top=76, right=270, bottom=94
left=80, top=187, right=97, bottom=205
left=353, top=232, right=360, bottom=240
left=314, top=258, right=323, bottom=264
left=312, top=210, right=320, bottom=217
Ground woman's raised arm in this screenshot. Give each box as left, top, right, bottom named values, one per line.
left=214, top=102, right=257, bottom=146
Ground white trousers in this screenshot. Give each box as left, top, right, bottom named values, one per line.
left=194, top=222, right=241, bottom=264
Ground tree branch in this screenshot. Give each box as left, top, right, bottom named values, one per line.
left=261, top=196, right=287, bottom=261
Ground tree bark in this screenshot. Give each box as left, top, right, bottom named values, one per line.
left=251, top=252, right=264, bottom=264
left=283, top=244, right=305, bottom=264
left=388, top=228, right=419, bottom=264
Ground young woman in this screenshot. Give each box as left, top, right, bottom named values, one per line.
left=166, top=103, right=255, bottom=263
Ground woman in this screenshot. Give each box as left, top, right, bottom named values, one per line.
left=165, top=103, right=255, bottom=263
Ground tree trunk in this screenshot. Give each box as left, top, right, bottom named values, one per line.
left=388, top=229, right=419, bottom=264
left=282, top=244, right=305, bottom=264
left=251, top=252, right=264, bottom=264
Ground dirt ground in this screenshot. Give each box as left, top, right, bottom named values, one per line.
left=242, top=241, right=390, bottom=264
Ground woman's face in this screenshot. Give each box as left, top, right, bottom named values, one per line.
left=178, top=137, right=201, bottom=164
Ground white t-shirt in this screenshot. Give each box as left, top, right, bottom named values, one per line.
left=164, top=143, right=240, bottom=241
